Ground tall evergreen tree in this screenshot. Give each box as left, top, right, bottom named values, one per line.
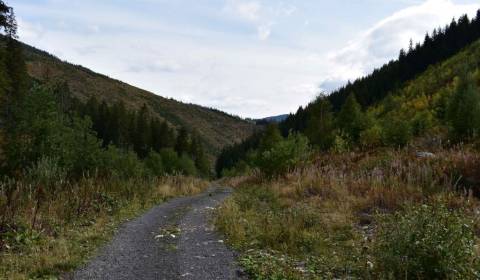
left=175, top=127, right=190, bottom=155
left=258, top=123, right=282, bottom=153
left=447, top=73, right=480, bottom=140
left=305, top=96, right=335, bottom=150
left=0, top=2, right=28, bottom=171
left=337, top=93, right=367, bottom=142
left=134, top=104, right=150, bottom=158
left=189, top=134, right=210, bottom=176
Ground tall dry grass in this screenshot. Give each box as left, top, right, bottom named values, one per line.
left=0, top=175, right=208, bottom=279
left=216, top=147, right=480, bottom=279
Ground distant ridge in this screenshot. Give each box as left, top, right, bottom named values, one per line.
left=20, top=42, right=258, bottom=158
left=255, top=114, right=289, bottom=125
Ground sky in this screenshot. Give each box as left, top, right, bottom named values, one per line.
left=14, top=0, right=480, bottom=118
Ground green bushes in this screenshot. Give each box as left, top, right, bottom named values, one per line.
left=102, top=146, right=146, bottom=179
left=255, top=133, right=311, bottom=177
left=373, top=204, right=478, bottom=279
left=381, top=117, right=413, bottom=147
left=447, top=74, right=480, bottom=141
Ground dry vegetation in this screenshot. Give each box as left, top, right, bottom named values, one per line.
left=216, top=147, right=480, bottom=279
left=0, top=176, right=208, bottom=279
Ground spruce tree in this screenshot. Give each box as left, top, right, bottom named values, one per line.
left=305, top=96, right=335, bottom=150
left=447, top=73, right=480, bottom=140
left=175, top=127, right=190, bottom=155
left=134, top=104, right=150, bottom=158
left=258, top=123, right=282, bottom=153
left=337, top=93, right=367, bottom=142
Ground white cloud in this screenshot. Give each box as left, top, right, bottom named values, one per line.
left=322, top=0, right=480, bottom=92
left=17, top=18, right=45, bottom=41
left=229, top=0, right=261, bottom=21
left=257, top=22, right=273, bottom=41
left=14, top=0, right=480, bottom=119
left=223, top=0, right=296, bottom=41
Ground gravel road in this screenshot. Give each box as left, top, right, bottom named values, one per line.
left=72, top=186, right=246, bottom=280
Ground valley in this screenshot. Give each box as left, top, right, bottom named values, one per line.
left=2, top=1, right=480, bottom=280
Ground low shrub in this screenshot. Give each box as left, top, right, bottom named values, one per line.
left=373, top=204, right=478, bottom=279
left=255, top=133, right=311, bottom=177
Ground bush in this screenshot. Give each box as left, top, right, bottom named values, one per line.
left=221, top=160, right=251, bottom=177
left=177, top=154, right=197, bottom=176
left=158, top=148, right=198, bottom=176
left=159, top=148, right=180, bottom=174
left=144, top=151, right=165, bottom=177
left=101, top=146, right=145, bottom=179
left=382, top=117, right=412, bottom=147
left=255, top=133, right=310, bottom=177
left=373, top=204, right=478, bottom=279
left=360, top=124, right=383, bottom=149
left=331, top=132, right=351, bottom=153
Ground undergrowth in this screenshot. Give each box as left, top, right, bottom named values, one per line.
left=216, top=147, right=480, bottom=279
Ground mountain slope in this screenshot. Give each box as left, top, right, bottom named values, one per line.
left=280, top=12, right=480, bottom=135
left=217, top=35, right=480, bottom=174
left=21, top=43, right=257, bottom=157
left=368, top=38, right=480, bottom=133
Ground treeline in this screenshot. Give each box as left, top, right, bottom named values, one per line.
left=73, top=96, right=210, bottom=175
left=217, top=71, right=480, bottom=176
left=0, top=1, right=210, bottom=179
left=217, top=11, right=480, bottom=176
left=281, top=10, right=480, bottom=134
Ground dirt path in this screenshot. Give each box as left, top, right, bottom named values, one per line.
left=72, top=186, right=246, bottom=280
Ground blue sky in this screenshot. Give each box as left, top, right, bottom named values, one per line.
left=15, top=0, right=480, bottom=118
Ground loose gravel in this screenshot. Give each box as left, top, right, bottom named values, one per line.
left=72, top=186, right=246, bottom=280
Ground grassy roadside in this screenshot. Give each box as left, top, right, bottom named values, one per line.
left=0, top=176, right=209, bottom=279
left=216, top=148, right=480, bottom=279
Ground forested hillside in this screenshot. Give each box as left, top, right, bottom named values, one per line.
left=282, top=11, right=480, bottom=134
left=215, top=11, right=480, bottom=280
left=22, top=44, right=257, bottom=158
left=217, top=11, right=480, bottom=174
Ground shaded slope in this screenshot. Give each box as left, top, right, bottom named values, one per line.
left=21, top=43, right=257, bottom=157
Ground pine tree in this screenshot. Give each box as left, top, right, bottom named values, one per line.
left=337, top=93, right=367, bottom=142
left=258, top=123, right=282, bottom=153
left=0, top=1, right=16, bottom=38
left=447, top=73, right=480, bottom=140
left=189, top=134, right=210, bottom=176
left=305, top=96, right=335, bottom=150
left=134, top=104, right=150, bottom=158
left=0, top=2, right=28, bottom=171
left=175, top=127, right=190, bottom=156
left=97, top=100, right=109, bottom=144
